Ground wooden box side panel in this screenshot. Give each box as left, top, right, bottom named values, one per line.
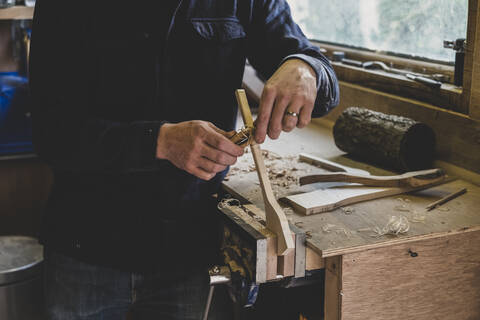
left=340, top=231, right=480, bottom=320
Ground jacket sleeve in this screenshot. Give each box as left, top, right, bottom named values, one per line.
left=29, top=0, right=164, bottom=174
left=246, top=0, right=340, bottom=117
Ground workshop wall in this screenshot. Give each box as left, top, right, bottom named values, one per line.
left=0, top=159, right=52, bottom=236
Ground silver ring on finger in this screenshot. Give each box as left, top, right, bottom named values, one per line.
left=285, top=110, right=299, bottom=117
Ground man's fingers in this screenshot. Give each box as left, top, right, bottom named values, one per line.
left=201, top=144, right=237, bottom=166
left=198, top=157, right=228, bottom=174
left=282, top=100, right=303, bottom=132
left=204, top=130, right=244, bottom=157
left=268, top=95, right=290, bottom=140
left=297, top=102, right=314, bottom=128
left=255, top=85, right=276, bottom=143
left=190, top=167, right=216, bottom=181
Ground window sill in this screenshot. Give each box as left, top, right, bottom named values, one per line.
left=331, top=62, right=464, bottom=113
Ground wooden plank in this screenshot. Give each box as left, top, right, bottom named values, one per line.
left=324, top=256, right=342, bottom=320
left=306, top=247, right=325, bottom=270
left=0, top=6, right=34, bottom=20
left=285, top=179, right=448, bottom=216
left=235, top=90, right=294, bottom=256
left=340, top=231, right=480, bottom=320
left=306, top=179, right=480, bottom=258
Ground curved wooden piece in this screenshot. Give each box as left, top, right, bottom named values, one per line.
left=300, top=169, right=445, bottom=188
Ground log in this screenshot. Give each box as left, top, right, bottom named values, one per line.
left=333, top=107, right=436, bottom=172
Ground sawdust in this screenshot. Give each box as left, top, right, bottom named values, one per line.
left=394, top=198, right=427, bottom=223
left=372, top=216, right=410, bottom=237
left=321, top=223, right=352, bottom=238
left=226, top=149, right=315, bottom=198
left=341, top=207, right=355, bottom=215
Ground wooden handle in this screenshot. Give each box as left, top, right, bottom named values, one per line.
left=235, top=89, right=255, bottom=128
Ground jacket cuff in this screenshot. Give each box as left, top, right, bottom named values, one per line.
left=281, top=54, right=339, bottom=118
left=129, top=121, right=167, bottom=171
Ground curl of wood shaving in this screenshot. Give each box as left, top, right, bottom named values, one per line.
left=373, top=216, right=410, bottom=237
left=342, top=207, right=355, bottom=215
left=217, top=197, right=241, bottom=210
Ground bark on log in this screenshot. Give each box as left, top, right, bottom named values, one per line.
left=333, top=107, right=436, bottom=172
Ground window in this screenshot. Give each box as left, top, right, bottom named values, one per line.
left=289, top=0, right=468, bottom=63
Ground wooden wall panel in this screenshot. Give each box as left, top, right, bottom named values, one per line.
left=0, top=159, right=52, bottom=236
left=340, top=231, right=480, bottom=320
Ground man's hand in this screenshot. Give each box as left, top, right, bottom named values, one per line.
left=255, top=59, right=317, bottom=144
left=156, top=121, right=244, bottom=181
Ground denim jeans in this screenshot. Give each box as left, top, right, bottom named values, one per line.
left=43, top=250, right=232, bottom=320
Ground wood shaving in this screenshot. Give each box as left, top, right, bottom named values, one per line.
left=372, top=216, right=410, bottom=237
left=342, top=207, right=355, bottom=215
left=226, top=148, right=316, bottom=198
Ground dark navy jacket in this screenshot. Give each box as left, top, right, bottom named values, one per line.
left=30, top=0, right=339, bottom=271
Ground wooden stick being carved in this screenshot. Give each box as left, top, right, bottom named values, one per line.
left=235, top=89, right=294, bottom=256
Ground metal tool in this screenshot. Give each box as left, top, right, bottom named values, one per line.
left=444, top=38, right=466, bottom=86
left=229, top=127, right=254, bottom=148
left=332, top=51, right=447, bottom=85
left=202, top=266, right=231, bottom=320
left=405, top=73, right=442, bottom=89
left=363, top=61, right=442, bottom=88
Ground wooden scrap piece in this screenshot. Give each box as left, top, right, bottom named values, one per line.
left=235, top=89, right=295, bottom=256
left=285, top=179, right=449, bottom=216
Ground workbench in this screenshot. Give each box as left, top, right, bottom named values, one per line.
left=218, top=120, right=480, bottom=320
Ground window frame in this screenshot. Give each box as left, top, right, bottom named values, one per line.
left=294, top=1, right=479, bottom=116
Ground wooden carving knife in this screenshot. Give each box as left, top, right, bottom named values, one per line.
left=235, top=89, right=295, bottom=256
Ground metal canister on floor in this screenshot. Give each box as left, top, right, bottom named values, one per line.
left=0, top=236, right=44, bottom=320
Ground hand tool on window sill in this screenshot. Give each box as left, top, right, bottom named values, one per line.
left=444, top=38, right=466, bottom=86
left=234, top=89, right=295, bottom=256
left=331, top=51, right=446, bottom=87
left=299, top=168, right=446, bottom=188
left=362, top=61, right=443, bottom=88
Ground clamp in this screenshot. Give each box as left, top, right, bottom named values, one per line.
left=444, top=38, right=466, bottom=86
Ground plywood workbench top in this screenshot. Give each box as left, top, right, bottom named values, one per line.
left=222, top=120, right=480, bottom=259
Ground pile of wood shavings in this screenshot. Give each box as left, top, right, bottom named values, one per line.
left=226, top=149, right=314, bottom=197
left=372, top=216, right=410, bottom=237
